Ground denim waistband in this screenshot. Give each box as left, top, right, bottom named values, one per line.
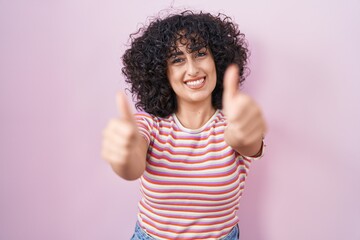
left=130, top=221, right=239, bottom=240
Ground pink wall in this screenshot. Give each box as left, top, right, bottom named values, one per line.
left=1, top=0, right=359, bottom=239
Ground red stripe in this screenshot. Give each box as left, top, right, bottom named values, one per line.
left=139, top=202, right=236, bottom=224
left=152, top=135, right=225, bottom=148
left=145, top=162, right=237, bottom=178
left=148, top=146, right=233, bottom=163
left=141, top=199, right=239, bottom=213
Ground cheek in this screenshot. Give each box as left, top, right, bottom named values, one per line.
left=208, top=65, right=217, bottom=81
left=169, top=79, right=177, bottom=90
left=167, top=69, right=183, bottom=84
left=204, top=58, right=216, bottom=74
left=166, top=69, right=175, bottom=85
left=167, top=74, right=179, bottom=91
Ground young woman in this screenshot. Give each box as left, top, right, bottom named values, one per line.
left=102, top=10, right=267, bottom=240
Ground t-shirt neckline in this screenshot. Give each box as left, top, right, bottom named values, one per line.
left=172, top=109, right=220, bottom=134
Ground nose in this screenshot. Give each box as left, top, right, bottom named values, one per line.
left=186, top=59, right=199, bottom=77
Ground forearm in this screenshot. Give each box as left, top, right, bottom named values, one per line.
left=232, top=137, right=263, bottom=157
left=224, top=126, right=264, bottom=157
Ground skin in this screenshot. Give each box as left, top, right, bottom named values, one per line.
left=166, top=44, right=217, bottom=129
left=101, top=43, right=266, bottom=180
left=101, top=93, right=147, bottom=180
left=222, top=64, right=266, bottom=156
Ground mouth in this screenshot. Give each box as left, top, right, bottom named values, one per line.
left=184, top=77, right=206, bottom=89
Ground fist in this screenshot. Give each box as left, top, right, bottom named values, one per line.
left=222, top=64, right=267, bottom=149
left=101, top=92, right=140, bottom=166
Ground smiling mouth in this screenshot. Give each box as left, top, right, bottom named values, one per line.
left=184, top=77, right=205, bottom=89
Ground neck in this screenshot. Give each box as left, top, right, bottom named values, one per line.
left=175, top=101, right=216, bottom=129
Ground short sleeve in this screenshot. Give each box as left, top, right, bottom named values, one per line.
left=134, top=111, right=154, bottom=145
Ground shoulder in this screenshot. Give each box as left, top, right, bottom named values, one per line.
left=134, top=111, right=173, bottom=126
left=134, top=111, right=153, bottom=121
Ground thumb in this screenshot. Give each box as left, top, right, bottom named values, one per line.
left=222, top=64, right=240, bottom=111
left=116, top=92, right=135, bottom=122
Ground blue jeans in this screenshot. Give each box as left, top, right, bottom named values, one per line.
left=130, top=221, right=240, bottom=240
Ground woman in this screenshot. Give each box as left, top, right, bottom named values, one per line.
left=102, top=10, right=267, bottom=240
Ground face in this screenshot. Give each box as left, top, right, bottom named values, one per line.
left=166, top=42, right=217, bottom=108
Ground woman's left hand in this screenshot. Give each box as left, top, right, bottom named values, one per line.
left=222, top=64, right=267, bottom=156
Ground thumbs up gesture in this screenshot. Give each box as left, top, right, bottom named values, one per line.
left=222, top=65, right=266, bottom=156
left=101, top=92, right=147, bottom=180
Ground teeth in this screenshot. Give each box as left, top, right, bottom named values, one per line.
left=186, top=78, right=204, bottom=86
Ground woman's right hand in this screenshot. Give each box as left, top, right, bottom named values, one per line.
left=101, top=92, right=147, bottom=180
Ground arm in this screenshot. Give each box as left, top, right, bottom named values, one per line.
left=225, top=126, right=264, bottom=157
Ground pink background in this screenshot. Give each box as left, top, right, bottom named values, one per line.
left=1, top=0, right=359, bottom=239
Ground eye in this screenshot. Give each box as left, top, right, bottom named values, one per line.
left=196, top=52, right=207, bottom=57
left=195, top=48, right=208, bottom=58
left=171, top=57, right=184, bottom=64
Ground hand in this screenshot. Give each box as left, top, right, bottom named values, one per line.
left=222, top=64, right=267, bottom=154
left=101, top=92, right=141, bottom=167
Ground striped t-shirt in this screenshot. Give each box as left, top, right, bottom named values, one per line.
left=134, top=110, right=261, bottom=240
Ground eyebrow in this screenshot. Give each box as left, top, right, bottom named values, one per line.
left=170, top=51, right=184, bottom=57
left=169, top=46, right=207, bottom=57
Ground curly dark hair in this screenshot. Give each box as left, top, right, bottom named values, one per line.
left=122, top=10, right=249, bottom=117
